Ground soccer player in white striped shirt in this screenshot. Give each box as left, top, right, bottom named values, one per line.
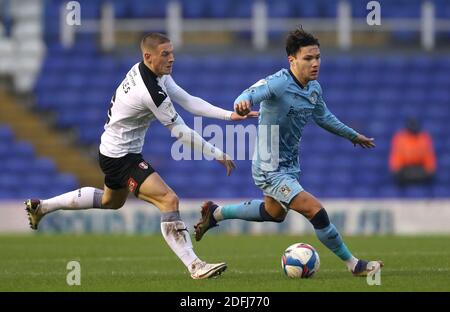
left=25, top=33, right=256, bottom=279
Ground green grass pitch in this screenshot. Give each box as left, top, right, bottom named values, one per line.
left=0, top=234, right=449, bottom=292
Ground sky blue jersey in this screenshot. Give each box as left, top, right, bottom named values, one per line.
left=234, top=68, right=359, bottom=172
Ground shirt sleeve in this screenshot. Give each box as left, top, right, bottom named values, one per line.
left=165, top=115, right=226, bottom=160
left=233, top=71, right=288, bottom=107
left=142, top=93, right=179, bottom=126
left=165, top=75, right=232, bottom=120
left=312, top=83, right=359, bottom=141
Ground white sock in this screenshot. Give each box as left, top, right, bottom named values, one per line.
left=40, top=187, right=103, bottom=214
left=345, top=256, right=359, bottom=271
left=213, top=206, right=224, bottom=222
left=160, top=220, right=199, bottom=273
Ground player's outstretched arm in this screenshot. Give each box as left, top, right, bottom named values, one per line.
left=351, top=134, right=376, bottom=148
left=166, top=116, right=236, bottom=176
left=233, top=75, right=282, bottom=117
left=166, top=76, right=257, bottom=121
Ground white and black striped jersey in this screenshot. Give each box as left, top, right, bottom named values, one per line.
left=99, top=62, right=232, bottom=158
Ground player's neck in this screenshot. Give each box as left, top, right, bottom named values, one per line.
left=289, top=68, right=308, bottom=89
left=143, top=61, right=160, bottom=77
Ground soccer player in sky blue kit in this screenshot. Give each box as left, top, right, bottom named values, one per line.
left=194, top=27, right=383, bottom=276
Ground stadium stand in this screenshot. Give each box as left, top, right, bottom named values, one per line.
left=2, top=0, right=449, bottom=199
left=33, top=54, right=450, bottom=199
left=0, top=90, right=103, bottom=200
left=0, top=124, right=79, bottom=199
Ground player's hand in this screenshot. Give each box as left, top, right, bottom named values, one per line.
left=234, top=100, right=252, bottom=117
left=217, top=155, right=236, bottom=176
left=352, top=134, right=375, bottom=148
left=230, top=111, right=259, bottom=121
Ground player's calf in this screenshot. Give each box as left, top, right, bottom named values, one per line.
left=194, top=200, right=287, bottom=241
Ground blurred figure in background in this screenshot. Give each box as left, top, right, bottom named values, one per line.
left=389, top=117, right=436, bottom=186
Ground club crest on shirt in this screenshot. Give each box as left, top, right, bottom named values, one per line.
left=309, top=91, right=318, bottom=104
left=279, top=184, right=292, bottom=197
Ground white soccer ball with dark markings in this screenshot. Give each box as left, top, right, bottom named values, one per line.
left=281, top=243, right=320, bottom=278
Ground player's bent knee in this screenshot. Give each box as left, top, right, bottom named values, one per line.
left=303, top=205, right=322, bottom=220
left=290, top=192, right=322, bottom=219
left=161, top=191, right=179, bottom=210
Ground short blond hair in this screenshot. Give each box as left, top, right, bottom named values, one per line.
left=140, top=33, right=170, bottom=52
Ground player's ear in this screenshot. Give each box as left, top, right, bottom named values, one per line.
left=144, top=52, right=151, bottom=62
left=288, top=55, right=295, bottom=65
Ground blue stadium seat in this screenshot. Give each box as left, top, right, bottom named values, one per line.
left=110, top=0, right=130, bottom=18
left=33, top=158, right=58, bottom=176
left=0, top=175, right=20, bottom=193
left=209, top=1, right=234, bottom=18
left=350, top=0, right=369, bottom=17
left=232, top=0, right=253, bottom=18
left=378, top=185, right=403, bottom=198
left=130, top=1, right=166, bottom=18
left=0, top=118, right=81, bottom=200
left=384, top=71, right=405, bottom=88
left=13, top=141, right=35, bottom=160
left=76, top=0, right=101, bottom=19
left=432, top=185, right=450, bottom=197
left=435, top=0, right=450, bottom=18
left=384, top=56, right=409, bottom=70
left=54, top=174, right=79, bottom=190
left=404, top=186, right=432, bottom=198
left=267, top=0, right=291, bottom=18
left=78, top=126, right=103, bottom=145
left=0, top=125, right=13, bottom=143
left=4, top=159, right=30, bottom=176
left=322, top=186, right=350, bottom=198
left=0, top=190, right=13, bottom=199
left=34, top=73, right=63, bottom=91
left=181, top=0, right=207, bottom=18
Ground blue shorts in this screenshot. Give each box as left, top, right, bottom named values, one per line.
left=252, top=164, right=303, bottom=211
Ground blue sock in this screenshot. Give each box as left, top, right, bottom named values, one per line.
left=311, top=208, right=352, bottom=261
left=220, top=200, right=280, bottom=222
left=315, top=224, right=352, bottom=261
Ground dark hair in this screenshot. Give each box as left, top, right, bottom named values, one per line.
left=285, top=26, right=320, bottom=56
left=140, top=32, right=170, bottom=51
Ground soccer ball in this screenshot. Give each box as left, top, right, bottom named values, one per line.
left=281, top=243, right=320, bottom=278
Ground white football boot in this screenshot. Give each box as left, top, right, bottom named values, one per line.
left=190, top=260, right=227, bottom=280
